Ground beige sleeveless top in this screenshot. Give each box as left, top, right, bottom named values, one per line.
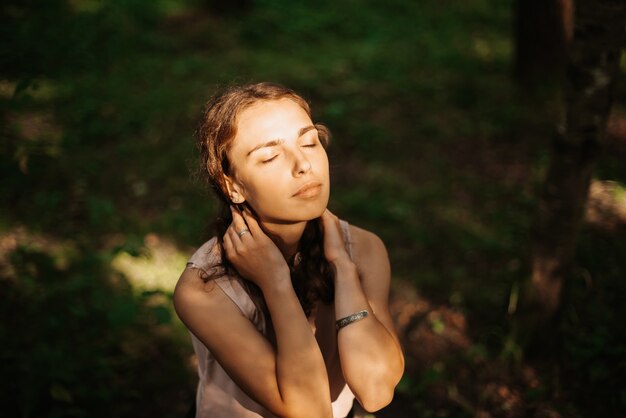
left=186, top=220, right=356, bottom=418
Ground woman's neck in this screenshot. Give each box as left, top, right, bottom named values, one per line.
left=260, top=220, right=307, bottom=261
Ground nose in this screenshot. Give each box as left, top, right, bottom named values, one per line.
left=292, top=149, right=312, bottom=177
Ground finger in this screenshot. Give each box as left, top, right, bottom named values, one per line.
left=241, top=207, right=262, bottom=235
left=232, top=225, right=252, bottom=244
left=228, top=223, right=245, bottom=244
left=320, top=210, right=331, bottom=227
left=321, top=209, right=338, bottom=229
left=323, top=208, right=339, bottom=222
left=321, top=212, right=343, bottom=244
left=230, top=207, right=253, bottom=241
left=230, top=206, right=248, bottom=231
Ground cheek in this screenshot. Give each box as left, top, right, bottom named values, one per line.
left=242, top=180, right=290, bottom=220
left=240, top=172, right=285, bottom=202
left=316, top=152, right=330, bottom=177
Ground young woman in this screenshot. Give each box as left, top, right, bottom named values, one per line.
left=174, top=82, right=404, bottom=418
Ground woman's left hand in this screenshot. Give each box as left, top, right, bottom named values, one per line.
left=320, top=209, right=352, bottom=265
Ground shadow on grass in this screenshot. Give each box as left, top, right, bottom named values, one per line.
left=0, top=243, right=195, bottom=418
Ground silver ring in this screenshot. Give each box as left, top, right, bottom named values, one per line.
left=237, top=228, right=250, bottom=238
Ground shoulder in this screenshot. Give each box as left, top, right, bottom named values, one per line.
left=187, top=236, right=221, bottom=272
left=174, top=238, right=240, bottom=321
left=342, top=222, right=391, bottom=297
left=173, top=268, right=252, bottom=348
left=343, top=222, right=393, bottom=314
left=173, top=264, right=221, bottom=316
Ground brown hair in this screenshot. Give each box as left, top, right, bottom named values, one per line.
left=194, top=82, right=334, bottom=318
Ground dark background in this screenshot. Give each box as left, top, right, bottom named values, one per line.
left=1, top=1, right=625, bottom=417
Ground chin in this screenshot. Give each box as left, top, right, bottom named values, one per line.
left=311, top=204, right=327, bottom=219
left=268, top=203, right=327, bottom=224
left=258, top=192, right=329, bottom=223
left=293, top=206, right=326, bottom=222
left=308, top=195, right=329, bottom=219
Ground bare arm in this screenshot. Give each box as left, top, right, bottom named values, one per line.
left=174, top=208, right=332, bottom=418
left=321, top=210, right=405, bottom=412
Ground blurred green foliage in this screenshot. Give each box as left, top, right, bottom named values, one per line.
left=0, top=245, right=191, bottom=417
left=1, top=0, right=625, bottom=416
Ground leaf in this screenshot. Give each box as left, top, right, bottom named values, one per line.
left=430, top=318, right=445, bottom=334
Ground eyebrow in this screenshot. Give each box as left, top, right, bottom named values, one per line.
left=246, top=125, right=317, bottom=157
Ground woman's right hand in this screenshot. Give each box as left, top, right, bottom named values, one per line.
left=223, top=206, right=289, bottom=290
left=176, top=205, right=333, bottom=418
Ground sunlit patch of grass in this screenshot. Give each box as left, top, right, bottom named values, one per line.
left=585, top=179, right=626, bottom=231
left=613, top=181, right=626, bottom=200
left=0, top=80, right=16, bottom=99
left=111, top=233, right=188, bottom=293
left=0, top=227, right=78, bottom=279
left=17, top=78, right=60, bottom=102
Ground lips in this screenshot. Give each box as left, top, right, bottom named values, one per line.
left=292, top=181, right=322, bottom=198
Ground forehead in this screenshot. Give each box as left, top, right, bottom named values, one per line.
left=235, top=98, right=312, bottom=143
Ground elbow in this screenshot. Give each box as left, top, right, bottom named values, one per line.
left=358, top=386, right=395, bottom=413
left=356, top=362, right=404, bottom=412
left=279, top=405, right=333, bottom=418
left=277, top=395, right=333, bottom=418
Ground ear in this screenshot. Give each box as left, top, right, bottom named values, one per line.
left=223, top=175, right=246, bottom=204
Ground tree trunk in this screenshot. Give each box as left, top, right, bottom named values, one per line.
left=513, top=0, right=573, bottom=86
left=521, top=0, right=625, bottom=352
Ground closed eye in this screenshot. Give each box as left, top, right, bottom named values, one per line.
left=302, top=137, right=319, bottom=148
left=262, top=155, right=278, bottom=164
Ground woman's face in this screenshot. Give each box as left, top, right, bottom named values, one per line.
left=225, top=98, right=330, bottom=223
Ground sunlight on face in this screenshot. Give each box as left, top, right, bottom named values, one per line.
left=226, top=99, right=330, bottom=224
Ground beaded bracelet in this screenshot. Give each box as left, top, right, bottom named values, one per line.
left=336, top=310, right=369, bottom=330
